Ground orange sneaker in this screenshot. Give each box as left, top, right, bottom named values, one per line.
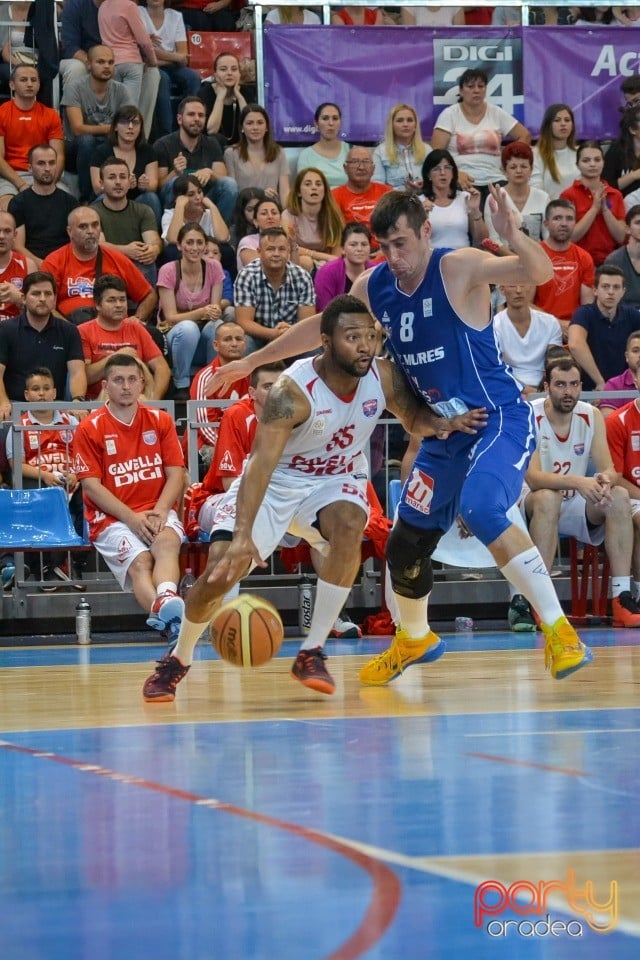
left=612, top=592, right=640, bottom=628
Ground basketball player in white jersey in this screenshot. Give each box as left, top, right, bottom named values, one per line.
left=143, top=295, right=487, bottom=701
left=516, top=355, right=640, bottom=628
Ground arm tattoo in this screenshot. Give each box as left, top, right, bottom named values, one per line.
left=389, top=360, right=417, bottom=419
left=262, top=380, right=297, bottom=424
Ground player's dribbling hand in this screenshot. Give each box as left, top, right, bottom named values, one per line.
left=209, top=534, right=266, bottom=586
left=207, top=357, right=252, bottom=396
left=437, top=407, right=488, bottom=439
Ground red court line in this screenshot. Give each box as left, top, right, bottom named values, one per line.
left=0, top=739, right=401, bottom=960
left=465, top=751, right=591, bottom=778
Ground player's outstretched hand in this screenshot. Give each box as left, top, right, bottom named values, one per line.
left=487, top=183, right=519, bottom=244
left=436, top=407, right=488, bottom=439
left=207, top=357, right=252, bottom=396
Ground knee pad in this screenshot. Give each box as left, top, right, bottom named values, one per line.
left=459, top=472, right=512, bottom=546
left=387, top=517, right=443, bottom=599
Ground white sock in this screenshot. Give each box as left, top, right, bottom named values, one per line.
left=157, top=581, right=177, bottom=596
left=611, top=576, right=630, bottom=598
left=384, top=565, right=400, bottom=625
left=393, top=592, right=430, bottom=639
left=300, top=580, right=350, bottom=651
left=172, top=615, right=208, bottom=666
left=632, top=579, right=640, bottom=601
left=501, top=547, right=563, bottom=625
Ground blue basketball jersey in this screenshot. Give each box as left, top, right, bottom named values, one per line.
left=368, top=249, right=522, bottom=417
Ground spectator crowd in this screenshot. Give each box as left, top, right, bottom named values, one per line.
left=3, top=3, right=640, bottom=632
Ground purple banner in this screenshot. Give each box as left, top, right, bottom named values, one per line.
left=263, top=25, right=626, bottom=143
left=263, top=26, right=520, bottom=143
left=524, top=27, right=628, bottom=139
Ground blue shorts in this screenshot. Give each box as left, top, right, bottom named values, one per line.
left=397, top=401, right=535, bottom=544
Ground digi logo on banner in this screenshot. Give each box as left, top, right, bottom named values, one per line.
left=433, top=37, right=524, bottom=121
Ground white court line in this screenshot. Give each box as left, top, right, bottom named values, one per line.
left=465, top=728, right=640, bottom=737
left=320, top=833, right=640, bottom=939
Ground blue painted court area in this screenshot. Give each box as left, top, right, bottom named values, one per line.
left=0, top=630, right=638, bottom=959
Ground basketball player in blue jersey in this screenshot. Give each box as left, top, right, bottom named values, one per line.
left=210, top=187, right=594, bottom=683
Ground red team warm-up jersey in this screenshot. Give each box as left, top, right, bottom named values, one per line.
left=202, top=395, right=258, bottom=494
left=72, top=404, right=184, bottom=539
left=605, top=400, right=640, bottom=492
left=7, top=411, right=77, bottom=471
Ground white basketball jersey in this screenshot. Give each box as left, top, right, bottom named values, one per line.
left=531, top=397, right=595, bottom=498
left=275, top=356, right=386, bottom=477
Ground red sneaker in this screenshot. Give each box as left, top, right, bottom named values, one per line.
left=143, top=653, right=190, bottom=702
left=291, top=647, right=335, bottom=694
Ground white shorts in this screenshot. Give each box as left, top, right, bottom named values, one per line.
left=557, top=494, right=605, bottom=546
left=93, top=510, right=184, bottom=589
left=212, top=471, right=369, bottom=561
left=199, top=493, right=226, bottom=534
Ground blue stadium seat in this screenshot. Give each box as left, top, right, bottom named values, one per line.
left=388, top=478, right=402, bottom=517
left=0, top=488, right=85, bottom=549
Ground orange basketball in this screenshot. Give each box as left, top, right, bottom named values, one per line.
left=210, top=594, right=284, bottom=667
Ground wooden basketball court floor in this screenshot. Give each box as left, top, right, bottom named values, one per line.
left=0, top=626, right=638, bottom=960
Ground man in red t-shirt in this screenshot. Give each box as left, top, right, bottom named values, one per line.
left=332, top=147, right=392, bottom=249
left=534, top=199, right=595, bottom=336
left=0, top=65, right=64, bottom=208
left=72, top=353, right=186, bottom=639
left=0, top=211, right=35, bottom=322
left=79, top=274, right=170, bottom=399
left=606, top=389, right=640, bottom=602
left=189, top=318, right=250, bottom=473
left=42, top=206, right=157, bottom=323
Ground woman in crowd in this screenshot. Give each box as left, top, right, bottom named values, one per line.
left=281, top=168, right=344, bottom=265
left=203, top=52, right=252, bottom=147
left=90, top=106, right=162, bottom=227
left=483, top=142, right=549, bottom=249
left=98, top=0, right=160, bottom=139
left=0, top=1, right=35, bottom=88
left=266, top=6, right=321, bottom=23
left=313, top=222, right=375, bottom=311
left=229, top=187, right=265, bottom=249
left=161, top=174, right=232, bottom=272
left=297, top=102, right=350, bottom=188
left=561, top=140, right=627, bottom=266
left=331, top=6, right=384, bottom=24
left=531, top=103, right=579, bottom=200
left=421, top=149, right=487, bottom=249
left=401, top=5, right=464, bottom=25
left=224, top=104, right=290, bottom=205
left=431, top=67, right=530, bottom=200
left=157, top=222, right=225, bottom=399
left=373, top=103, right=430, bottom=191
left=603, top=104, right=640, bottom=199
left=236, top=196, right=283, bottom=269
left=138, top=0, right=201, bottom=140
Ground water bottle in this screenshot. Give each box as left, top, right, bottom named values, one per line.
left=298, top=577, right=314, bottom=635
left=75, top=599, right=92, bottom=645
left=179, top=567, right=196, bottom=599
left=455, top=616, right=474, bottom=632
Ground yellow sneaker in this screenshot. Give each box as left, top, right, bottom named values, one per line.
left=542, top=616, right=593, bottom=679
left=359, top=628, right=445, bottom=686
